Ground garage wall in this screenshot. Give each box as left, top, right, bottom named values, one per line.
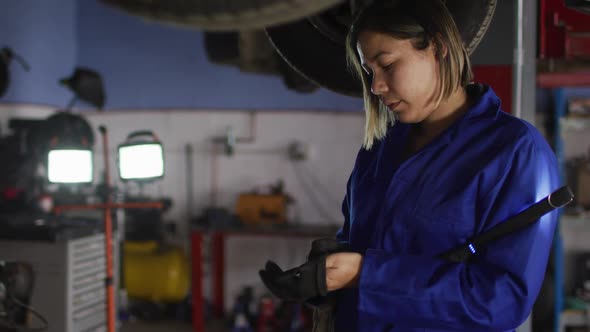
left=0, top=0, right=77, bottom=106
left=78, top=109, right=364, bottom=245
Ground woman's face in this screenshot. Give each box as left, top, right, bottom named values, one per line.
left=357, top=30, right=440, bottom=123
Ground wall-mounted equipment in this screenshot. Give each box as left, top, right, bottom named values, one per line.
left=0, top=47, right=30, bottom=98
left=59, top=67, right=105, bottom=109
left=118, top=131, right=164, bottom=182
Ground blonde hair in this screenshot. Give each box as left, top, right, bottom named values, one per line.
left=346, top=0, right=473, bottom=149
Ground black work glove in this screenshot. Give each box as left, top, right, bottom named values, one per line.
left=259, top=257, right=328, bottom=302
left=258, top=238, right=351, bottom=303
left=307, top=238, right=351, bottom=261
left=305, top=238, right=351, bottom=308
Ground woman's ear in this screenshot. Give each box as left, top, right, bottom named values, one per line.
left=440, top=43, right=449, bottom=59
left=434, top=34, right=448, bottom=59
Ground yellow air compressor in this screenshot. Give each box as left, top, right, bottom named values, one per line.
left=124, top=241, right=190, bottom=303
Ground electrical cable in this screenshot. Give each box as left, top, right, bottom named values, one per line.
left=8, top=295, right=49, bottom=332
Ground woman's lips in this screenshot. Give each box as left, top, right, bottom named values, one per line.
left=387, top=101, right=401, bottom=111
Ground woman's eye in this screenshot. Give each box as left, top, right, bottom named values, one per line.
left=382, top=63, right=393, bottom=70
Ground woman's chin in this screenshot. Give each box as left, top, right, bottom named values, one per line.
left=393, top=112, right=417, bottom=124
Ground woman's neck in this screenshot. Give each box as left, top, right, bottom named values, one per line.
left=414, top=87, right=470, bottom=137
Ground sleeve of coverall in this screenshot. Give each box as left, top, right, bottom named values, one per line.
left=357, top=136, right=560, bottom=331
left=335, top=174, right=352, bottom=243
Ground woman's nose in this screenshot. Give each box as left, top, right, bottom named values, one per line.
left=370, top=73, right=388, bottom=95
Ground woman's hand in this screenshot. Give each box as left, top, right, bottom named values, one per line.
left=325, top=252, right=363, bottom=291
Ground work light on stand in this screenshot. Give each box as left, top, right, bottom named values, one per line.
left=44, top=67, right=105, bottom=185
left=43, top=112, right=95, bottom=186
left=117, top=131, right=165, bottom=183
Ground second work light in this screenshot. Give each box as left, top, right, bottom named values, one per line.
left=118, top=131, right=164, bottom=182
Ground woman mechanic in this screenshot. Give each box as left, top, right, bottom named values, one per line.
left=260, top=0, right=561, bottom=331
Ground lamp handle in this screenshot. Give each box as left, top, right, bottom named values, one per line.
left=126, top=130, right=159, bottom=142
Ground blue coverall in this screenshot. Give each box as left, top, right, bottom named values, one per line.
left=334, top=84, right=560, bottom=332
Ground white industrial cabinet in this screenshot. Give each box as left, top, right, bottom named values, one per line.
left=0, top=233, right=118, bottom=332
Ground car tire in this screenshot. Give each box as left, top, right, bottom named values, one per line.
left=99, top=0, right=345, bottom=31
